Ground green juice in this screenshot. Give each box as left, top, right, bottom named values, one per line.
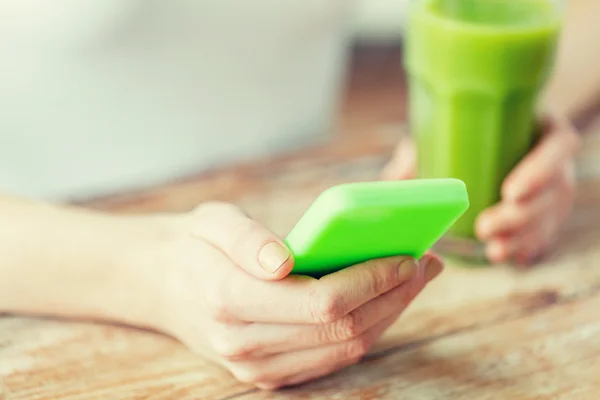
left=405, top=0, right=562, bottom=239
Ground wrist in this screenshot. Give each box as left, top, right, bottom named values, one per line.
left=96, top=212, right=179, bottom=331
left=0, top=196, right=180, bottom=331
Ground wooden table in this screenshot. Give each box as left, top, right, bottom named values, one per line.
left=2, top=46, right=600, bottom=400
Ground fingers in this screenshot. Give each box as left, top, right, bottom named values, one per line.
left=381, top=135, right=417, bottom=181
left=484, top=200, right=564, bottom=265
left=502, top=115, right=580, bottom=202
left=479, top=164, right=575, bottom=264
left=210, top=255, right=441, bottom=359
left=274, top=311, right=402, bottom=389
left=485, top=218, right=555, bottom=265
left=206, top=253, right=441, bottom=326
left=312, top=256, right=420, bottom=323
left=192, top=202, right=294, bottom=280
left=218, top=256, right=418, bottom=324
left=421, top=252, right=444, bottom=283
left=481, top=114, right=579, bottom=264
left=476, top=182, right=559, bottom=240
left=226, top=307, right=401, bottom=390
left=219, top=261, right=433, bottom=358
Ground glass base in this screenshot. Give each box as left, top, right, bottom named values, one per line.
left=432, top=235, right=490, bottom=266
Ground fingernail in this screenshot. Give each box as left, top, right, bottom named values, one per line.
left=398, top=258, right=419, bottom=281
left=423, top=255, right=444, bottom=282
left=258, top=241, right=291, bottom=273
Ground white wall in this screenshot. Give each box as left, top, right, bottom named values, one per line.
left=0, top=0, right=353, bottom=200
left=352, top=0, right=409, bottom=41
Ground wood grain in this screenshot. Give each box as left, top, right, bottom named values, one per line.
left=1, top=45, right=600, bottom=400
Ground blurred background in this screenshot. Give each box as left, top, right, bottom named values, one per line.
left=0, top=0, right=407, bottom=201
left=1, top=0, right=598, bottom=204
left=353, top=0, right=408, bottom=41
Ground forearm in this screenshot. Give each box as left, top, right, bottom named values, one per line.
left=543, top=0, right=600, bottom=123
left=0, top=195, right=169, bottom=328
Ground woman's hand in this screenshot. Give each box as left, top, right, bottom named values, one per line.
left=475, top=114, right=581, bottom=264
left=381, top=113, right=581, bottom=265
left=148, top=202, right=443, bottom=389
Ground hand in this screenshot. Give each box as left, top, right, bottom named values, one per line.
left=381, top=113, right=581, bottom=265
left=147, top=202, right=443, bottom=389
left=475, top=114, right=581, bottom=264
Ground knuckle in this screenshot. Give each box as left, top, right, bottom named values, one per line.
left=309, top=292, right=346, bottom=324
left=345, top=336, right=371, bottom=360
left=229, top=365, right=270, bottom=386
left=231, top=218, right=261, bottom=253
left=333, top=311, right=365, bottom=341
left=367, top=264, right=396, bottom=295
left=255, top=382, right=283, bottom=391
left=212, top=338, right=255, bottom=362
left=205, top=289, right=233, bottom=322
left=498, top=204, right=526, bottom=230
left=508, top=209, right=528, bottom=229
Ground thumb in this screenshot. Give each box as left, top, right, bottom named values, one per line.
left=191, top=202, right=294, bottom=281
left=381, top=135, right=417, bottom=181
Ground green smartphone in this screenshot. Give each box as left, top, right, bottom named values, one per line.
left=285, top=179, right=469, bottom=277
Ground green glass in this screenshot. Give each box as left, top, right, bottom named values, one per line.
left=405, top=0, right=563, bottom=258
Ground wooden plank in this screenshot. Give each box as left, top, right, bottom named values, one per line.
left=0, top=318, right=248, bottom=400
